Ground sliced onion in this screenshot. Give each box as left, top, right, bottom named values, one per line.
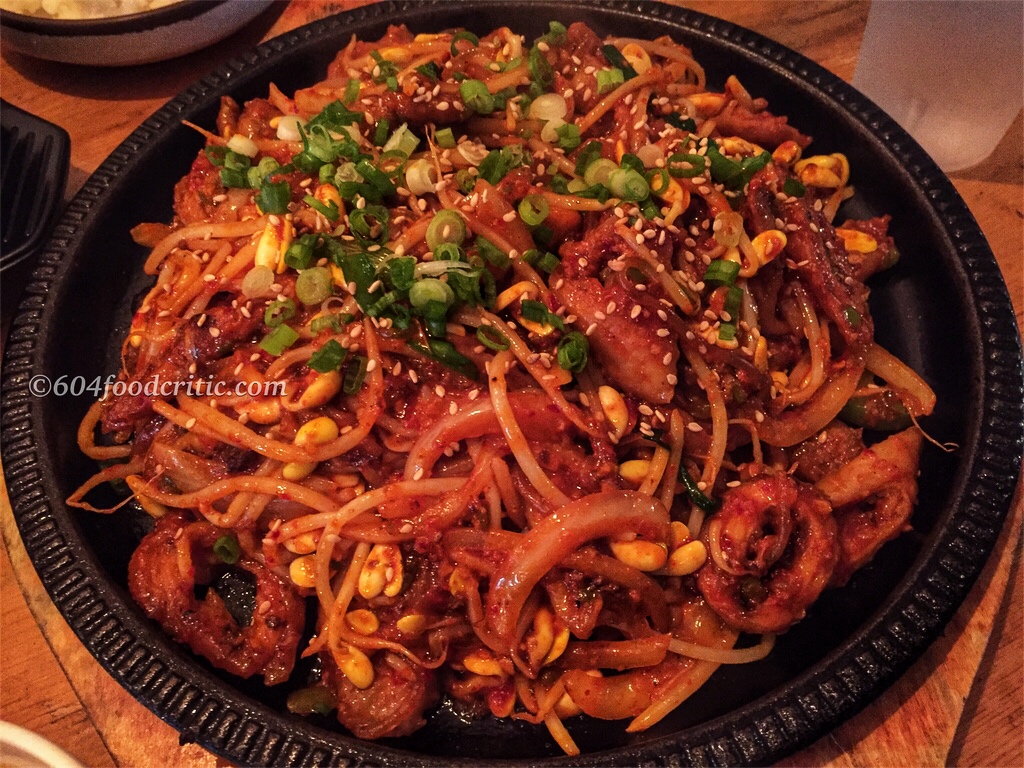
left=529, top=93, right=567, bottom=122
left=635, top=143, right=665, bottom=168
left=276, top=114, right=305, bottom=142
left=541, top=118, right=565, bottom=144
left=404, top=158, right=439, bottom=196
left=226, top=133, right=259, bottom=158
left=241, top=265, right=276, bottom=298
left=486, top=490, right=670, bottom=650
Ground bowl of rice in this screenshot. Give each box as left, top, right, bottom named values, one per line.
left=0, top=0, right=273, bottom=66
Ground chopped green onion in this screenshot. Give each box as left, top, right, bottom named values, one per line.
left=679, top=466, right=720, bottom=512
left=536, top=251, right=560, bottom=272
left=717, top=322, right=737, bottom=341
left=284, top=234, right=317, bottom=270
left=426, top=209, right=467, bottom=249
left=409, top=278, right=455, bottom=308
left=783, top=177, right=807, bottom=197
left=260, top=324, right=299, bottom=356
left=476, top=237, right=511, bottom=269
left=528, top=44, right=554, bottom=88
left=387, top=257, right=416, bottom=291
left=372, top=118, right=389, bottom=147
left=296, top=266, right=333, bottom=306
left=213, top=535, right=240, bottom=564
left=606, top=168, right=649, bottom=201
left=476, top=324, right=510, bottom=351
left=574, top=141, right=603, bottom=176
left=343, top=79, right=360, bottom=104
left=555, top=122, right=581, bottom=150
left=667, top=152, right=706, bottom=178
left=521, top=299, right=564, bottom=330
left=459, top=79, right=494, bottom=115
left=703, top=259, right=741, bottom=286
left=434, top=127, right=457, bottom=148
left=255, top=179, right=291, bottom=214
left=537, top=20, right=567, bottom=47
left=724, top=285, right=743, bottom=319
left=601, top=44, right=638, bottom=80
left=342, top=355, right=369, bottom=394
left=843, top=306, right=863, bottom=327
left=264, top=298, right=296, bottom=327
left=556, top=332, right=589, bottom=373
left=432, top=242, right=465, bottom=263
left=304, top=194, right=340, bottom=221
left=348, top=204, right=390, bottom=244
left=410, top=339, right=480, bottom=380
left=247, top=156, right=281, bottom=188
left=518, top=193, right=549, bottom=226
left=646, top=168, right=671, bottom=196
left=310, top=312, right=351, bottom=334
left=664, top=113, right=697, bottom=132
left=416, top=61, right=441, bottom=80
left=595, top=67, right=624, bottom=94
left=583, top=157, right=618, bottom=187
left=450, top=30, right=479, bottom=56
left=382, top=122, right=419, bottom=158
left=354, top=160, right=396, bottom=197
left=308, top=339, right=347, bottom=373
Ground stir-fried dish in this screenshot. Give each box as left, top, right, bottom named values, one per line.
left=71, top=22, right=936, bottom=754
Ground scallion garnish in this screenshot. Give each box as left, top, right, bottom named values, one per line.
left=450, top=30, right=479, bottom=56
left=256, top=179, right=291, bottom=214
left=213, top=535, right=240, bottom=564
left=308, top=339, right=347, bottom=373
left=679, top=466, right=720, bottom=512
left=518, top=193, right=550, bottom=226
left=476, top=324, right=511, bottom=351
left=556, top=332, right=589, bottom=373
left=459, top=79, right=495, bottom=115
left=296, top=266, right=333, bottom=306
left=703, top=259, right=741, bottom=286
left=342, top=355, right=369, bottom=394
left=426, top=209, right=468, bottom=249
left=260, top=324, right=299, bottom=356
left=264, top=299, right=296, bottom=327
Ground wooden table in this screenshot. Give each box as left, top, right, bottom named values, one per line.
left=2, top=2, right=1021, bottom=766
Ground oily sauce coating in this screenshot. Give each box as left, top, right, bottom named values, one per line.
left=697, top=473, right=838, bottom=634
left=128, top=513, right=303, bottom=685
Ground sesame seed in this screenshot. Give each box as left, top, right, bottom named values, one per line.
left=585, top=322, right=598, bottom=336
left=413, top=467, right=424, bottom=481
left=687, top=422, right=703, bottom=432
left=184, top=417, right=197, bottom=429
left=638, top=404, right=654, bottom=416
left=662, top=352, right=673, bottom=365
left=435, top=384, right=446, bottom=397
left=630, top=304, right=642, bottom=319
left=606, top=301, right=617, bottom=314
left=666, top=374, right=678, bottom=385
left=656, top=328, right=670, bottom=337
left=366, top=359, right=377, bottom=373
left=449, top=401, right=458, bottom=415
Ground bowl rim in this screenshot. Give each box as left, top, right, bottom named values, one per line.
left=0, top=0, right=222, bottom=36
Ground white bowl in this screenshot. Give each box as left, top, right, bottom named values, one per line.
left=0, top=0, right=273, bottom=66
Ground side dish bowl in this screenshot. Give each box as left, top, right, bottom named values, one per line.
left=0, top=0, right=273, bottom=66
left=2, top=1, right=1021, bottom=766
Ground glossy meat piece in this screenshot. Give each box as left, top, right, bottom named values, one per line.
left=128, top=513, right=303, bottom=684
left=697, top=473, right=838, bottom=634
left=744, top=165, right=872, bottom=350
left=553, top=276, right=678, bottom=404
left=710, top=101, right=812, bottom=149
left=815, top=427, right=922, bottom=585
left=326, top=651, right=438, bottom=739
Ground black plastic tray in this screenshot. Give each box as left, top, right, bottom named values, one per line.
left=2, top=2, right=1022, bottom=766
